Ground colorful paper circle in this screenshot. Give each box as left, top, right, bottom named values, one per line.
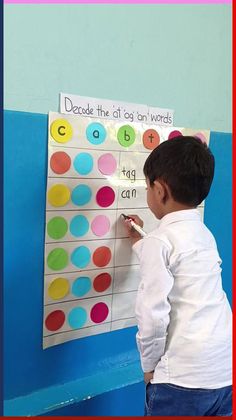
left=73, top=152, right=94, bottom=175
left=71, top=184, right=92, bottom=206
left=70, top=215, right=89, bottom=237
left=71, top=246, right=91, bottom=268
left=50, top=151, right=71, bottom=174
left=72, top=276, right=92, bottom=297
left=86, top=122, right=107, bottom=145
left=168, top=130, right=183, bottom=140
left=93, top=246, right=112, bottom=267
left=48, top=277, right=70, bottom=300
left=117, top=125, right=135, bottom=147
left=91, top=215, right=110, bottom=237
left=68, top=307, right=87, bottom=329
left=48, top=184, right=71, bottom=207
left=143, top=129, right=160, bottom=150
left=50, top=119, right=73, bottom=143
left=47, top=248, right=69, bottom=271
left=90, top=302, right=109, bottom=324
left=45, top=310, right=65, bottom=331
left=194, top=132, right=207, bottom=144
left=93, top=273, right=112, bottom=293
left=47, top=216, right=68, bottom=239
left=97, top=153, right=117, bottom=175
left=96, top=186, right=115, bottom=208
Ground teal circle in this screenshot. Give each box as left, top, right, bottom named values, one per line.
left=74, top=152, right=93, bottom=175
left=86, top=122, right=107, bottom=145
left=71, top=184, right=92, bottom=206
left=68, top=307, right=87, bottom=329
left=72, top=277, right=92, bottom=297
left=70, top=215, right=89, bottom=237
left=71, top=246, right=91, bottom=268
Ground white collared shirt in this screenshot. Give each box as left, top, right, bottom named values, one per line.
left=133, top=209, right=232, bottom=389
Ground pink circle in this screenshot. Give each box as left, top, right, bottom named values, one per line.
left=90, top=302, right=109, bottom=324
left=98, top=153, right=117, bottom=175
left=96, top=186, right=115, bottom=208
left=194, top=132, right=207, bottom=144
left=168, top=130, right=183, bottom=140
left=91, top=215, right=110, bottom=237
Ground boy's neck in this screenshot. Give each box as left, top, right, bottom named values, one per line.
left=160, top=201, right=196, bottom=219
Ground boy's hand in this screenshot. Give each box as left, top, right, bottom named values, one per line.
left=144, top=371, right=154, bottom=384
left=123, top=214, right=144, bottom=243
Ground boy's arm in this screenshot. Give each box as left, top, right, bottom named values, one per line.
left=133, top=236, right=174, bottom=373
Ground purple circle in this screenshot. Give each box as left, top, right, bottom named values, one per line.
left=96, top=186, right=115, bottom=208
left=91, top=215, right=110, bottom=237
left=168, top=130, right=183, bottom=140
left=90, top=302, right=109, bottom=324
left=97, top=153, right=117, bottom=176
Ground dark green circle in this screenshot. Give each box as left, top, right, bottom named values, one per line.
left=47, top=248, right=69, bottom=270
left=47, top=216, right=68, bottom=239
left=117, top=125, right=136, bottom=147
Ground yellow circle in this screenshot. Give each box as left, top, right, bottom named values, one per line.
left=50, top=119, right=73, bottom=143
left=48, top=184, right=71, bottom=207
left=48, top=277, right=70, bottom=300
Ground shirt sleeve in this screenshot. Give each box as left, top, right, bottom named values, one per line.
left=132, top=236, right=174, bottom=372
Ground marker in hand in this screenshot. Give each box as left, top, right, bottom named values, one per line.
left=121, top=214, right=147, bottom=237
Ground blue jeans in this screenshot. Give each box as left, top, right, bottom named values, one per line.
left=145, top=383, right=232, bottom=416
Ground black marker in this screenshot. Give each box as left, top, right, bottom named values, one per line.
left=121, top=214, right=147, bottom=237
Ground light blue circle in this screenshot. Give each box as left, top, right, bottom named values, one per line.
left=71, top=246, right=91, bottom=268
left=72, top=277, right=92, bottom=297
left=74, top=153, right=93, bottom=175
left=86, top=122, right=107, bottom=145
left=68, top=307, right=87, bottom=329
left=70, top=215, right=89, bottom=237
left=71, top=185, right=92, bottom=206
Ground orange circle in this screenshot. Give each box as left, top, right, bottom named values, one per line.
left=143, top=129, right=160, bottom=150
left=50, top=151, right=71, bottom=174
left=92, top=247, right=112, bottom=267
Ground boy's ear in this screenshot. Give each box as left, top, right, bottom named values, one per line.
left=153, top=180, right=169, bottom=203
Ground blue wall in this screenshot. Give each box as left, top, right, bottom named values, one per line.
left=4, top=110, right=231, bottom=416
left=204, top=132, right=232, bottom=305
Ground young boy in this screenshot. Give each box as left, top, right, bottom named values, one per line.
left=124, top=136, right=232, bottom=416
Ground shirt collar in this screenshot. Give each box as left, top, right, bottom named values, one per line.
left=159, top=209, right=201, bottom=228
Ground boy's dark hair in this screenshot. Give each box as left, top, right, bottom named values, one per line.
left=143, top=136, right=215, bottom=206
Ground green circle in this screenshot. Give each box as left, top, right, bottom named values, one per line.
left=117, top=125, right=136, bottom=147
left=47, top=248, right=69, bottom=270
left=47, top=217, right=68, bottom=239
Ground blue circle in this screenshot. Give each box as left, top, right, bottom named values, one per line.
left=86, top=122, right=107, bottom=145
left=71, top=185, right=92, bottom=206
left=71, top=246, right=91, bottom=268
left=70, top=215, right=89, bottom=237
left=68, top=307, right=87, bottom=329
left=72, top=277, right=91, bottom=297
left=74, top=153, right=93, bottom=175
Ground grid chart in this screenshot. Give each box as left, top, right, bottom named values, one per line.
left=43, top=112, right=209, bottom=348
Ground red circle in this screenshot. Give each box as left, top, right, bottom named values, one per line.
left=90, top=302, right=109, bottom=324
left=168, top=130, right=183, bottom=140
left=50, top=151, right=71, bottom=174
left=96, top=186, right=115, bottom=208
left=93, top=246, right=112, bottom=267
left=93, top=272, right=112, bottom=292
left=45, top=310, right=65, bottom=331
left=142, top=129, right=160, bottom=150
